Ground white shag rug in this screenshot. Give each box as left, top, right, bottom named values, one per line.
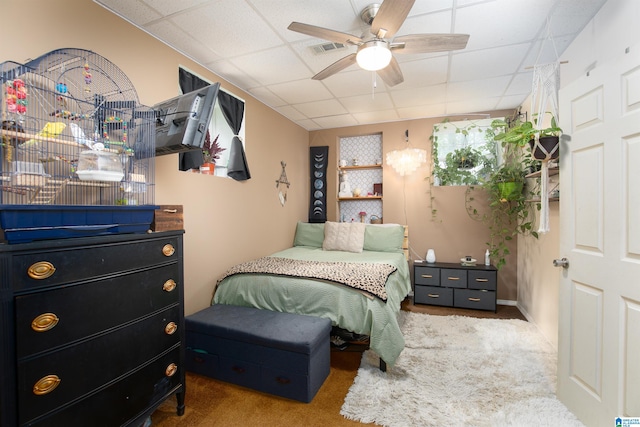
left=341, top=312, right=584, bottom=427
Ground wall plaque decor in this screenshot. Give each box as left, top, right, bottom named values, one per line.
left=308, top=146, right=328, bottom=223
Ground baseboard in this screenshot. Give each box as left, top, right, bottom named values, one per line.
left=497, top=299, right=517, bottom=306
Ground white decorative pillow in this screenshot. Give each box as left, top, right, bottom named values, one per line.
left=322, top=221, right=366, bottom=253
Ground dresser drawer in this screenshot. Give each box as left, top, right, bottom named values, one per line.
left=11, top=235, right=181, bottom=291
left=15, top=264, right=180, bottom=358
left=414, top=266, right=440, bottom=286
left=17, top=306, right=181, bottom=421
left=454, top=289, right=496, bottom=311
left=22, top=347, right=182, bottom=427
left=414, top=285, right=453, bottom=306
left=440, top=269, right=467, bottom=288
left=468, top=270, right=497, bottom=291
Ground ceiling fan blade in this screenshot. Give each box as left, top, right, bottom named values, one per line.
left=288, top=22, right=362, bottom=45
left=376, top=56, right=404, bottom=87
left=370, top=0, right=415, bottom=39
left=391, top=34, right=470, bottom=54
left=312, top=53, right=358, bottom=80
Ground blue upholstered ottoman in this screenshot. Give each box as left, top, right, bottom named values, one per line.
left=185, top=304, right=331, bottom=403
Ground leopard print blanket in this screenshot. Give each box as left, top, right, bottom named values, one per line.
left=218, top=256, right=396, bottom=302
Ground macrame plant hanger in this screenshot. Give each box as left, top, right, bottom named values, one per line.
left=530, top=18, right=561, bottom=234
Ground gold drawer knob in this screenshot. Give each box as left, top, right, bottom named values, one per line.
left=33, top=375, right=61, bottom=395
left=162, top=279, right=176, bottom=292
left=165, top=363, right=178, bottom=377
left=162, top=244, right=175, bottom=257
left=31, top=313, right=59, bottom=332
left=165, top=322, right=177, bottom=335
left=27, top=261, right=56, bottom=280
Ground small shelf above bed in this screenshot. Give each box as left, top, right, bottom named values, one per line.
left=338, top=164, right=382, bottom=171
left=338, top=196, right=382, bottom=201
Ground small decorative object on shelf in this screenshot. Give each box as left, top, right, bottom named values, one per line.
left=358, top=211, right=366, bottom=223
left=461, top=256, right=477, bottom=266
left=426, top=248, right=436, bottom=263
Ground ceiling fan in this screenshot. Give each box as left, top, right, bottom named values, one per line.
left=287, top=0, right=469, bottom=87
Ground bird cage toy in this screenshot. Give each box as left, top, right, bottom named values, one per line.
left=0, top=48, right=156, bottom=243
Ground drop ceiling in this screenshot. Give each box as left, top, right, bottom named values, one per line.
left=94, top=0, right=607, bottom=130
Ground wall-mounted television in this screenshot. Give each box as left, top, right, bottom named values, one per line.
left=153, top=82, right=220, bottom=156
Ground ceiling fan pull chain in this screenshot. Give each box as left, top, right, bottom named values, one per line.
left=372, top=71, right=377, bottom=99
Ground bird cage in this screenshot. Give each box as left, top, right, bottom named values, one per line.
left=0, top=48, right=156, bottom=243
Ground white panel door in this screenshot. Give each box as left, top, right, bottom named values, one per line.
left=558, top=46, right=640, bottom=425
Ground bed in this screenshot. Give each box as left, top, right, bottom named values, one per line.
left=212, top=221, right=412, bottom=368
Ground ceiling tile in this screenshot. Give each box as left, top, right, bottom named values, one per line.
left=264, top=79, right=333, bottom=104
left=230, top=47, right=311, bottom=86
left=340, top=92, right=394, bottom=113
left=98, top=0, right=608, bottom=130
left=140, top=0, right=209, bottom=16
left=293, top=99, right=348, bottom=118
left=169, top=1, right=283, bottom=58
left=450, top=44, right=529, bottom=82
left=95, top=0, right=162, bottom=25
left=312, top=114, right=359, bottom=129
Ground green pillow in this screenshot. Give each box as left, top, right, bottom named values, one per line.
left=293, top=222, right=325, bottom=247
left=364, top=224, right=404, bottom=252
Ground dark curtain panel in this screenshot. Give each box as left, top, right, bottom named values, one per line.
left=177, top=68, right=206, bottom=171
left=217, top=91, right=251, bottom=181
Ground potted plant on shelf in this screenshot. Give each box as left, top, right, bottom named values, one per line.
left=201, top=132, right=225, bottom=175
left=490, top=112, right=562, bottom=160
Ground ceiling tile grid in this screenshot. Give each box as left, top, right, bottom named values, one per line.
left=94, top=0, right=609, bottom=130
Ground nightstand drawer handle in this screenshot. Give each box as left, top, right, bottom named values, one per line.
left=447, top=277, right=460, bottom=281
left=475, top=278, right=489, bottom=282
left=33, top=375, right=61, bottom=395
left=28, top=261, right=56, bottom=280
left=32, top=313, right=59, bottom=332
left=165, top=363, right=178, bottom=377
left=162, top=244, right=175, bottom=257
left=421, top=274, right=433, bottom=278
left=163, top=279, right=177, bottom=292
left=468, top=297, right=481, bottom=302
left=427, top=294, right=440, bottom=298
left=165, top=321, right=178, bottom=335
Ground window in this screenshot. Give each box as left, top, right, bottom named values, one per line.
left=431, top=118, right=500, bottom=186
left=177, top=67, right=246, bottom=178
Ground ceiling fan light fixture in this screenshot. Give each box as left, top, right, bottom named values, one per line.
left=356, top=40, right=392, bottom=71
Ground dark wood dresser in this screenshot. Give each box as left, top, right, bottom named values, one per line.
left=0, top=230, right=185, bottom=426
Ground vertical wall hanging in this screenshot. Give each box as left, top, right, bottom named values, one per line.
left=275, top=161, right=290, bottom=206
left=308, top=146, right=328, bottom=223
left=530, top=19, right=562, bottom=234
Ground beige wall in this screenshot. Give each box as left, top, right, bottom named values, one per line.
left=309, top=112, right=520, bottom=301
left=4, top=0, right=568, bottom=317
left=2, top=0, right=309, bottom=315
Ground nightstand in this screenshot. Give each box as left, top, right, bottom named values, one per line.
left=413, top=261, right=497, bottom=312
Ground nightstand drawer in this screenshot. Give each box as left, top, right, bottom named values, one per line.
left=454, top=289, right=496, bottom=311
left=440, top=269, right=467, bottom=288
left=414, top=285, right=453, bottom=306
left=468, top=270, right=497, bottom=290
left=414, top=266, right=440, bottom=286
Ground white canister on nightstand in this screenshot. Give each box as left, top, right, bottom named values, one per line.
left=426, top=249, right=436, bottom=263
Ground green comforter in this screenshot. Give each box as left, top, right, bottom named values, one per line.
left=212, top=246, right=411, bottom=367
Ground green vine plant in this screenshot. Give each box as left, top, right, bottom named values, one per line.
left=464, top=128, right=540, bottom=269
